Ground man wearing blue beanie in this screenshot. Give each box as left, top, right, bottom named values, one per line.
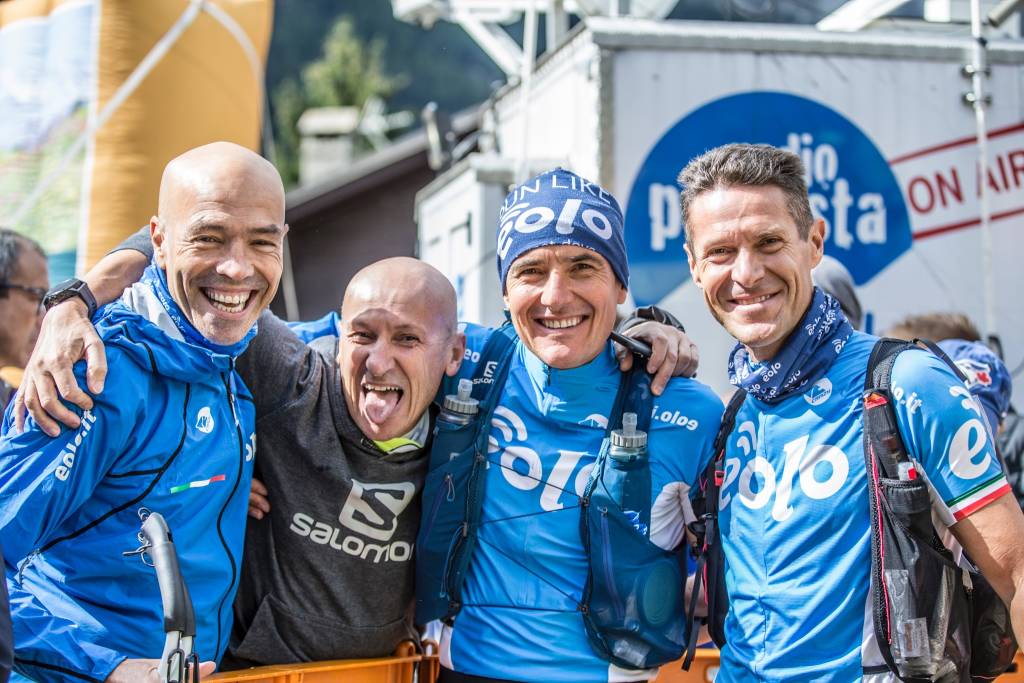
left=496, top=167, right=630, bottom=292
left=418, top=168, right=724, bottom=683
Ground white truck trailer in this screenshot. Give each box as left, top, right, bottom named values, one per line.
left=416, top=17, right=1024, bottom=396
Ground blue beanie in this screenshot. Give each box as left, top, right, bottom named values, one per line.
left=496, top=168, right=628, bottom=291
left=938, top=338, right=1012, bottom=433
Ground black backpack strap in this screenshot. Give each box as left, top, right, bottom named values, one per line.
left=863, top=339, right=919, bottom=480
left=863, top=338, right=946, bottom=682
left=864, top=337, right=912, bottom=393
left=683, top=388, right=746, bottom=669
left=917, top=338, right=968, bottom=382
left=866, top=336, right=969, bottom=391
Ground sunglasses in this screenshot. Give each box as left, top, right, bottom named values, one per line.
left=0, top=283, right=48, bottom=307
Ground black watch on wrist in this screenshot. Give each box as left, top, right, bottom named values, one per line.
left=44, top=278, right=98, bottom=318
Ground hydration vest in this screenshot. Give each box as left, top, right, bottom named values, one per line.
left=415, top=324, right=690, bottom=670
left=686, top=338, right=1017, bottom=680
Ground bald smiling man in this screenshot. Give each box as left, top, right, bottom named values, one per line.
left=0, top=142, right=287, bottom=682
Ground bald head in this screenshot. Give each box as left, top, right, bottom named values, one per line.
left=343, top=257, right=458, bottom=337
left=158, top=141, right=284, bottom=225
left=151, top=141, right=288, bottom=346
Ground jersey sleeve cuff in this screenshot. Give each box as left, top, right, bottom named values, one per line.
left=946, top=474, right=1012, bottom=522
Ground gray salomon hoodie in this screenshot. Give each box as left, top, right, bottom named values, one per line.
left=224, top=311, right=428, bottom=668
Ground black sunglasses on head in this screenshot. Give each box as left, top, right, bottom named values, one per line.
left=0, top=283, right=47, bottom=306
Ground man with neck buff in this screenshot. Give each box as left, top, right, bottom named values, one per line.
left=16, top=203, right=694, bottom=668
left=0, top=141, right=286, bottom=682
left=680, top=143, right=1024, bottom=681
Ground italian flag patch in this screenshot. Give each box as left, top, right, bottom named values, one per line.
left=947, top=474, right=1011, bottom=521
left=170, top=474, right=226, bottom=495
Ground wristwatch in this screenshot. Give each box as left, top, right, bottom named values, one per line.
left=44, top=278, right=98, bottom=318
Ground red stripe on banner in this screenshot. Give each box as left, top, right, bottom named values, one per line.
left=889, top=122, right=1024, bottom=165
left=913, top=206, right=1024, bottom=241
left=209, top=474, right=226, bottom=483
left=953, top=484, right=1011, bottom=522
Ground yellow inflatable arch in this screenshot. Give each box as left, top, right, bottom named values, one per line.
left=0, top=0, right=273, bottom=280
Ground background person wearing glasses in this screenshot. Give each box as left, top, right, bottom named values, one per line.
left=0, top=229, right=48, bottom=410
left=0, top=226, right=45, bottom=683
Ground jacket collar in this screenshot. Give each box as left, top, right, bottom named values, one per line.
left=520, top=339, right=619, bottom=393
left=94, top=265, right=256, bottom=382
left=145, top=264, right=257, bottom=357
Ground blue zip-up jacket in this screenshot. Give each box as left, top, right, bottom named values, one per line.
left=0, top=267, right=256, bottom=683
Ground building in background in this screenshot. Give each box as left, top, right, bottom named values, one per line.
left=274, top=106, right=479, bottom=318
left=0, top=0, right=272, bottom=280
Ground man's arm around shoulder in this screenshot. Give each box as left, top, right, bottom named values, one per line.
left=16, top=237, right=148, bottom=436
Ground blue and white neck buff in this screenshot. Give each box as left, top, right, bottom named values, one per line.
left=146, top=263, right=257, bottom=358
left=728, top=287, right=853, bottom=404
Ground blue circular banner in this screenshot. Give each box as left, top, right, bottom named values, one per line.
left=623, top=91, right=911, bottom=306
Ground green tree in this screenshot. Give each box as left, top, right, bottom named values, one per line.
left=270, top=16, right=402, bottom=186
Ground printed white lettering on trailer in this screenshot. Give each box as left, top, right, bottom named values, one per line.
left=786, top=133, right=888, bottom=250
left=649, top=184, right=681, bottom=252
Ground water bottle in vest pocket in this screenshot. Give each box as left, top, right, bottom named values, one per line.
left=416, top=326, right=518, bottom=625
left=581, top=438, right=688, bottom=670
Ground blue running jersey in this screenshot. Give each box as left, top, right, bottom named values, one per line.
left=438, top=324, right=723, bottom=682
left=713, top=332, right=1009, bottom=682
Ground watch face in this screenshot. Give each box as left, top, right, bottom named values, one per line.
left=44, top=279, right=88, bottom=311
left=46, top=279, right=80, bottom=298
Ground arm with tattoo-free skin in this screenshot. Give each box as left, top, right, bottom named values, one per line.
left=952, top=496, right=1024, bottom=646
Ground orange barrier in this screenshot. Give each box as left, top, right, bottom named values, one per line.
left=998, top=653, right=1024, bottom=682
left=421, top=639, right=441, bottom=683
left=206, top=642, right=423, bottom=683
left=207, top=644, right=1024, bottom=683
left=653, top=650, right=720, bottom=683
